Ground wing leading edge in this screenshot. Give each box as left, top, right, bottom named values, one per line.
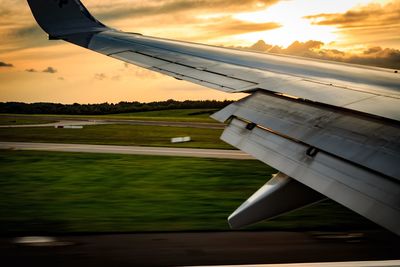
left=27, top=0, right=400, bottom=235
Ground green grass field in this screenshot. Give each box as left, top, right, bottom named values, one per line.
left=0, top=124, right=232, bottom=149
left=0, top=117, right=56, bottom=125
left=0, top=109, right=219, bottom=123
left=0, top=150, right=377, bottom=235
left=108, top=109, right=218, bottom=122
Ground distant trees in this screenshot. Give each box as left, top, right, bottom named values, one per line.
left=0, top=99, right=233, bottom=115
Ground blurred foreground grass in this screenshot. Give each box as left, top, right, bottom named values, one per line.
left=0, top=150, right=377, bottom=235
left=0, top=124, right=232, bottom=149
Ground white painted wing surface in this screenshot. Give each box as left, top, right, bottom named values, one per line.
left=27, top=0, right=400, bottom=235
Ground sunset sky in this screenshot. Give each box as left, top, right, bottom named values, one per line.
left=0, top=0, right=399, bottom=104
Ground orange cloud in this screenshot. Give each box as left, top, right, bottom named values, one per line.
left=94, top=0, right=280, bottom=21
left=192, top=17, right=280, bottom=40
left=305, top=1, right=400, bottom=28
left=240, top=39, right=400, bottom=69
left=303, top=1, right=400, bottom=49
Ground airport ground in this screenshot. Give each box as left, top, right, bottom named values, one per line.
left=0, top=119, right=230, bottom=149
left=0, top=112, right=398, bottom=265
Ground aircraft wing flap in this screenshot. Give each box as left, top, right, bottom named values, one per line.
left=213, top=91, right=400, bottom=179
left=218, top=115, right=400, bottom=235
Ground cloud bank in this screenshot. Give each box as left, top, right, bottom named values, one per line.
left=239, top=40, right=400, bottom=69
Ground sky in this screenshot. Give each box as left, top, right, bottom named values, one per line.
left=0, top=0, right=399, bottom=104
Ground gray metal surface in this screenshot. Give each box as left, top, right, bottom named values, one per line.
left=218, top=117, right=400, bottom=235
left=212, top=91, right=400, bottom=180
left=88, top=31, right=400, bottom=120
left=27, top=0, right=108, bottom=38
left=228, top=172, right=326, bottom=229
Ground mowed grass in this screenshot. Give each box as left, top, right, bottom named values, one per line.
left=0, top=109, right=220, bottom=123
left=0, top=124, right=233, bottom=149
left=0, top=117, right=56, bottom=125
left=0, top=150, right=377, bottom=235
left=108, top=109, right=218, bottom=122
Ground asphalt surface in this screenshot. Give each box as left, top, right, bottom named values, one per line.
left=0, top=142, right=253, bottom=159
left=1, top=231, right=399, bottom=267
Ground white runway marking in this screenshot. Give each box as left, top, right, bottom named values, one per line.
left=0, top=142, right=254, bottom=159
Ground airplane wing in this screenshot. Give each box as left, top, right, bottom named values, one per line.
left=27, top=0, right=400, bottom=235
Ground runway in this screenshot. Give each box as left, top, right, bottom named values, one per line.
left=0, top=142, right=253, bottom=159
left=1, top=231, right=399, bottom=267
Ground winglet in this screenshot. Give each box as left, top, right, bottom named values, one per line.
left=27, top=0, right=111, bottom=46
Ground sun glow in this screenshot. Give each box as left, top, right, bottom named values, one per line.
left=232, top=0, right=389, bottom=47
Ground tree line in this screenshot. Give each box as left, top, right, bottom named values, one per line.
left=0, top=99, right=234, bottom=115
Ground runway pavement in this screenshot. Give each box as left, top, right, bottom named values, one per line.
left=0, top=142, right=254, bottom=159
left=1, top=231, right=399, bottom=267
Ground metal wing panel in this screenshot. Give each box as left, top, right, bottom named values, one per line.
left=219, top=117, right=400, bottom=235
left=27, top=0, right=108, bottom=38
left=88, top=31, right=400, bottom=121
left=212, top=91, right=400, bottom=179
left=228, top=173, right=327, bottom=229
left=346, top=96, right=400, bottom=121
left=92, top=31, right=400, bottom=95
left=112, top=51, right=170, bottom=68
left=153, top=68, right=233, bottom=92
